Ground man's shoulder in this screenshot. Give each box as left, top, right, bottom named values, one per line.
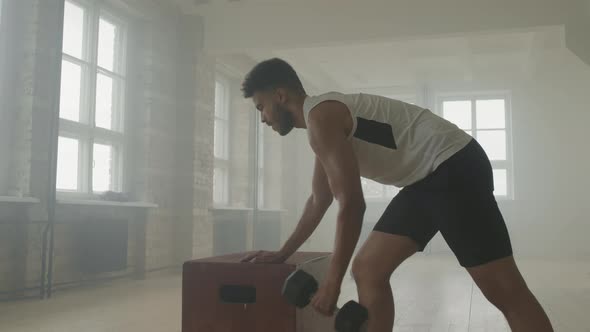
left=307, top=99, right=350, bottom=125
left=306, top=91, right=349, bottom=105
left=306, top=100, right=354, bottom=146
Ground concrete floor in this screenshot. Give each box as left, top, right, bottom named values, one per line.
left=0, top=254, right=588, bottom=331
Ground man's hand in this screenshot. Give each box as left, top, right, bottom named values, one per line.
left=240, top=250, right=288, bottom=264
left=311, top=278, right=341, bottom=316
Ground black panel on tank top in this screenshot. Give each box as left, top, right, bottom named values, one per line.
left=353, top=117, right=397, bottom=149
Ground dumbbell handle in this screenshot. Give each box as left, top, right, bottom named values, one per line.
left=303, top=294, right=368, bottom=332
left=302, top=290, right=341, bottom=311
left=283, top=270, right=367, bottom=332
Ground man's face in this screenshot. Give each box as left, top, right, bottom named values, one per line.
left=252, top=90, right=294, bottom=136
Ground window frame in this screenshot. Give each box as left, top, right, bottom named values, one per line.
left=57, top=0, right=128, bottom=197
left=436, top=92, right=514, bottom=199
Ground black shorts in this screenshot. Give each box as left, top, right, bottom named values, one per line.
left=373, top=139, right=513, bottom=268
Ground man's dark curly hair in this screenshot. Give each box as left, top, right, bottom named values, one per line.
left=241, top=58, right=306, bottom=98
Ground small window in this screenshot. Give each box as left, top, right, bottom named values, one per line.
left=440, top=95, right=513, bottom=198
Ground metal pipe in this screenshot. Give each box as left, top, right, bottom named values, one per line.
left=40, top=223, right=49, bottom=298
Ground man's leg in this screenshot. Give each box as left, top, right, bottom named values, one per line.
left=351, top=231, right=418, bottom=332
left=467, top=256, right=553, bottom=332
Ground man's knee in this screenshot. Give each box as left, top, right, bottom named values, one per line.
left=351, top=253, right=391, bottom=287
left=351, top=254, right=368, bottom=284
left=351, top=233, right=417, bottom=287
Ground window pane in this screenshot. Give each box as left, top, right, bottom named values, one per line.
left=214, top=120, right=227, bottom=159
left=477, top=130, right=506, bottom=160
left=63, top=1, right=84, bottom=59
left=213, top=167, right=228, bottom=205
left=443, top=100, right=471, bottom=129
left=57, top=137, right=79, bottom=190
left=361, top=178, right=384, bottom=199
left=93, top=143, right=112, bottom=192
left=476, top=99, right=505, bottom=129
left=98, top=18, right=117, bottom=71
left=59, top=60, right=82, bottom=122
left=493, top=169, right=508, bottom=196
left=95, top=73, right=114, bottom=129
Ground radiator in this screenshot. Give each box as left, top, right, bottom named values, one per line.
left=77, top=218, right=128, bottom=273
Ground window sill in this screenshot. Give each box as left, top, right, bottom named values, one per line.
left=57, top=199, right=157, bottom=208
left=0, top=196, right=40, bottom=204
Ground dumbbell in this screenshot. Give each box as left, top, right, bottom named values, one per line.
left=282, top=269, right=368, bottom=332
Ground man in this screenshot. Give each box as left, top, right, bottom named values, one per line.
left=240, top=58, right=553, bottom=332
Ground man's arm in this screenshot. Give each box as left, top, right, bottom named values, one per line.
left=279, top=156, right=334, bottom=259
left=307, top=101, right=366, bottom=286
left=241, top=155, right=334, bottom=263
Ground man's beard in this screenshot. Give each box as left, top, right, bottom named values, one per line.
left=273, top=103, right=295, bottom=136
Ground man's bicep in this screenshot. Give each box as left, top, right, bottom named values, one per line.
left=311, top=132, right=363, bottom=206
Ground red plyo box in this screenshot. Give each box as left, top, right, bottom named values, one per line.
left=182, top=251, right=332, bottom=332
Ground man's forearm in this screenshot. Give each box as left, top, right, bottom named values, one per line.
left=326, top=203, right=365, bottom=285
left=280, top=195, right=332, bottom=258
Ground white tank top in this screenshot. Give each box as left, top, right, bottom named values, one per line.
left=303, top=92, right=472, bottom=187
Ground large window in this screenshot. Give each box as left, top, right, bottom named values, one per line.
left=213, top=78, right=230, bottom=206
left=439, top=94, right=513, bottom=198
left=57, top=1, right=126, bottom=194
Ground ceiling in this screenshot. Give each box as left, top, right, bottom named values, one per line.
left=161, top=0, right=585, bottom=91
left=217, top=26, right=566, bottom=93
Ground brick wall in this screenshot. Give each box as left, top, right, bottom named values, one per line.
left=191, top=48, right=215, bottom=258
left=0, top=0, right=216, bottom=298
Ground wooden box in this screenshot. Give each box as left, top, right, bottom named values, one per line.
left=182, top=251, right=332, bottom=332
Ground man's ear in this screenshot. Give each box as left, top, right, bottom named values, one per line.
left=276, top=88, right=288, bottom=103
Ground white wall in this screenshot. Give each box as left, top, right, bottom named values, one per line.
left=501, top=50, right=590, bottom=259
left=422, top=49, right=590, bottom=260
left=201, top=0, right=570, bottom=53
